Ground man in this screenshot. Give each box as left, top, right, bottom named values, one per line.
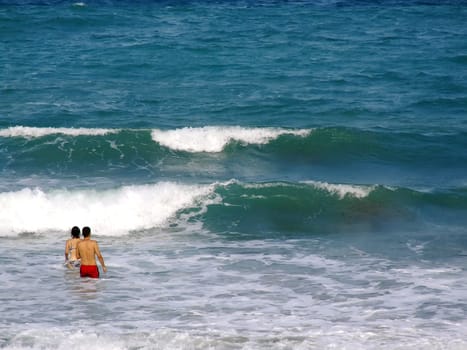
left=76, top=226, right=107, bottom=278
left=64, top=226, right=81, bottom=269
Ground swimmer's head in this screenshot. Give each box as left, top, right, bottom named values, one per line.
left=71, top=226, right=80, bottom=238
left=82, top=226, right=91, bottom=237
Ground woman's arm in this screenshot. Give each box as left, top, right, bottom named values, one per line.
left=64, top=240, right=70, bottom=261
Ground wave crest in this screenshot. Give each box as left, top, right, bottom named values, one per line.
left=0, top=182, right=217, bottom=237
left=0, top=126, right=118, bottom=138
left=151, top=126, right=311, bottom=152
left=303, top=180, right=376, bottom=199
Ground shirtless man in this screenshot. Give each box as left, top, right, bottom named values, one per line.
left=76, top=226, right=107, bottom=278
left=65, top=226, right=81, bottom=269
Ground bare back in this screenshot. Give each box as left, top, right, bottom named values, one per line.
left=76, top=239, right=102, bottom=266
left=65, top=238, right=81, bottom=261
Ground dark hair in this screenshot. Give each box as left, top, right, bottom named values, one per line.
left=71, top=226, right=80, bottom=238
left=82, top=226, right=91, bottom=237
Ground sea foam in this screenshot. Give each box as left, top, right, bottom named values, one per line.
left=151, top=126, right=311, bottom=152
left=0, top=126, right=118, bottom=138
left=0, top=182, right=217, bottom=237
left=242, top=180, right=375, bottom=199
left=304, top=180, right=375, bottom=199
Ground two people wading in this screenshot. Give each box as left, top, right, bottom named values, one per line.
left=65, top=226, right=107, bottom=278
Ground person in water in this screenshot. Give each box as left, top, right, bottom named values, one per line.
left=76, top=226, right=107, bottom=278
left=64, top=226, right=81, bottom=269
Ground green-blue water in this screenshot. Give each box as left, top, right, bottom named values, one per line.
left=1, top=1, right=467, bottom=349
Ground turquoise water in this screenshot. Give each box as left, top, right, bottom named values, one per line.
left=1, top=1, right=467, bottom=349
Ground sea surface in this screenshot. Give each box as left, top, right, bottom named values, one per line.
left=1, top=0, right=467, bottom=349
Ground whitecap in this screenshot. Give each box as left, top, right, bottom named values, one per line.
left=0, top=182, right=219, bottom=237
left=0, top=126, right=118, bottom=138
left=303, top=180, right=375, bottom=199
left=151, top=126, right=311, bottom=153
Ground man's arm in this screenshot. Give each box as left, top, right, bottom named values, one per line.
left=94, top=242, right=107, bottom=273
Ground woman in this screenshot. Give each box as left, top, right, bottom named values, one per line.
left=64, top=226, right=81, bottom=269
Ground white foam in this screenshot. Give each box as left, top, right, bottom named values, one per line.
left=2, top=236, right=467, bottom=350
left=238, top=180, right=374, bottom=199
left=0, top=182, right=218, bottom=237
left=151, top=126, right=311, bottom=152
left=303, top=180, right=375, bottom=199
left=0, top=126, right=118, bottom=138
left=5, top=322, right=467, bottom=350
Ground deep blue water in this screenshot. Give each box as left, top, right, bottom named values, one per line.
left=1, top=1, right=467, bottom=349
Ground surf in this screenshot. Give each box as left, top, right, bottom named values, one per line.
left=0, top=126, right=119, bottom=138
left=0, top=182, right=219, bottom=237
left=2, top=180, right=466, bottom=238
left=150, top=126, right=311, bottom=153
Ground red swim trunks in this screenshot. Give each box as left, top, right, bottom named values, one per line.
left=80, top=265, right=99, bottom=278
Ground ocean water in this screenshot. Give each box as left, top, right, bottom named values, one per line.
left=1, top=0, right=467, bottom=349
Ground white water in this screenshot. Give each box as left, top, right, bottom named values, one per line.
left=303, top=180, right=377, bottom=199
left=0, top=126, right=118, bottom=138
left=1, top=233, right=466, bottom=350
left=0, top=126, right=312, bottom=153
left=0, top=182, right=219, bottom=237
left=0, top=179, right=379, bottom=237
left=151, top=126, right=311, bottom=152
